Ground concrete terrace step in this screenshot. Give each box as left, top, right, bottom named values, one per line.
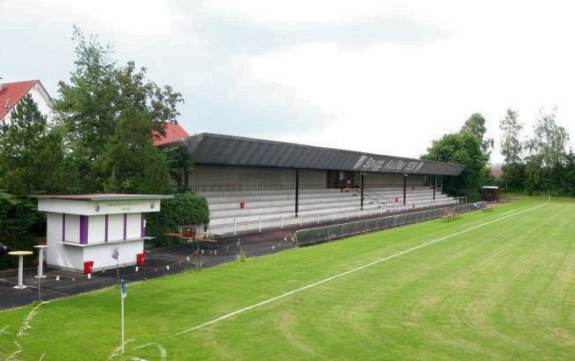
left=204, top=191, right=359, bottom=204
left=209, top=192, right=450, bottom=215
left=206, top=189, right=445, bottom=208
left=209, top=203, right=385, bottom=226
left=200, top=187, right=435, bottom=203
left=210, top=199, right=369, bottom=219
left=208, top=197, right=459, bottom=226
left=207, top=199, right=459, bottom=234
left=209, top=193, right=361, bottom=211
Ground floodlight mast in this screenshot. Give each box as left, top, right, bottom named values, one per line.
left=120, top=279, right=127, bottom=354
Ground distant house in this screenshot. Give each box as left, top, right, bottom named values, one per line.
left=490, top=164, right=502, bottom=178
left=0, top=80, right=54, bottom=123
left=152, top=122, right=189, bottom=146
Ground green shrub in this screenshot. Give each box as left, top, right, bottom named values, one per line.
left=0, top=192, right=40, bottom=269
left=146, top=192, right=209, bottom=246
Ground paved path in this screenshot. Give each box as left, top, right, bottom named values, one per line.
left=0, top=203, right=460, bottom=310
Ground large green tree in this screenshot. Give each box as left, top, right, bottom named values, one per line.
left=163, top=141, right=194, bottom=192
left=499, top=109, right=523, bottom=165
left=98, top=110, right=170, bottom=193
left=0, top=94, right=65, bottom=196
left=526, top=108, right=568, bottom=167
left=460, top=113, right=494, bottom=158
left=0, top=192, right=39, bottom=268
left=423, top=132, right=488, bottom=201
left=54, top=27, right=183, bottom=193
left=499, top=109, right=525, bottom=190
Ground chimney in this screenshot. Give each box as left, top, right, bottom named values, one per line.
left=0, top=77, right=4, bottom=92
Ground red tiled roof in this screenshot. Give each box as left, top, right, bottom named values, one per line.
left=153, top=122, right=190, bottom=146
left=491, top=164, right=502, bottom=178
left=0, top=80, right=39, bottom=120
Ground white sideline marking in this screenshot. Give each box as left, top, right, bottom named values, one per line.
left=136, top=203, right=547, bottom=348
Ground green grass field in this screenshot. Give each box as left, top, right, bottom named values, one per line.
left=2, top=198, right=575, bottom=360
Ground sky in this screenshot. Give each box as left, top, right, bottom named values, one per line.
left=2, top=0, right=575, bottom=164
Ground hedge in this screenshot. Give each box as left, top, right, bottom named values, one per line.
left=0, top=192, right=41, bottom=269
left=146, top=192, right=209, bottom=246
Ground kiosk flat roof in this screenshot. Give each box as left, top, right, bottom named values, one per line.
left=32, top=194, right=174, bottom=201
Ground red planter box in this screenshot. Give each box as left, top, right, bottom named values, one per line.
left=136, top=253, right=145, bottom=266
left=83, top=261, right=94, bottom=274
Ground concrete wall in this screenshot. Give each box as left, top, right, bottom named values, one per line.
left=364, top=174, right=425, bottom=187
left=188, top=165, right=428, bottom=191
left=189, top=165, right=327, bottom=189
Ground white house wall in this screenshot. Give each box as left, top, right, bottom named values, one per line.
left=28, top=84, right=53, bottom=122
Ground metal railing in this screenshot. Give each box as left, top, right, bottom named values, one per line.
left=294, top=202, right=485, bottom=246
left=205, top=198, right=464, bottom=237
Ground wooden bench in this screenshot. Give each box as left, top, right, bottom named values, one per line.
left=164, top=226, right=219, bottom=248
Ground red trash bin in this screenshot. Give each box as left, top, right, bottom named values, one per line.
left=240, top=201, right=246, bottom=209
left=136, top=253, right=145, bottom=266
left=83, top=261, right=94, bottom=274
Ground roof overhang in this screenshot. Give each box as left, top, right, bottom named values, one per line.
left=31, top=194, right=174, bottom=216
left=182, top=133, right=465, bottom=176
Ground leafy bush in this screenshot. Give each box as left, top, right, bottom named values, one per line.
left=423, top=132, right=488, bottom=201
left=0, top=192, right=41, bottom=269
left=146, top=192, right=209, bottom=246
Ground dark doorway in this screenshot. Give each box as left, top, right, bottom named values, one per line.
left=327, top=170, right=357, bottom=189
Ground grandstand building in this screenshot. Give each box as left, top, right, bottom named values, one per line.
left=174, top=133, right=464, bottom=235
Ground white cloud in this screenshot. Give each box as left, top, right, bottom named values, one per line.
left=2, top=0, right=575, bottom=163
left=242, top=0, right=575, bottom=161
left=1, top=0, right=176, bottom=36
left=204, top=0, right=404, bottom=23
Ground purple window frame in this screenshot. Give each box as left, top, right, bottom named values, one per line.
left=79, top=216, right=89, bottom=245
left=62, top=214, right=66, bottom=242
left=105, top=215, right=109, bottom=243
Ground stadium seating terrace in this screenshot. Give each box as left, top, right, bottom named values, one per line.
left=168, top=133, right=464, bottom=235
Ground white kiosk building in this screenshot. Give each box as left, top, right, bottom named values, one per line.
left=35, top=194, right=172, bottom=272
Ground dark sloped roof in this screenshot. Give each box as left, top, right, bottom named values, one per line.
left=182, top=133, right=464, bottom=176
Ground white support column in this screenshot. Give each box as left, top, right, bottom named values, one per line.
left=34, top=245, right=48, bottom=279
left=17, top=256, right=24, bottom=288
left=9, top=251, right=33, bottom=289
